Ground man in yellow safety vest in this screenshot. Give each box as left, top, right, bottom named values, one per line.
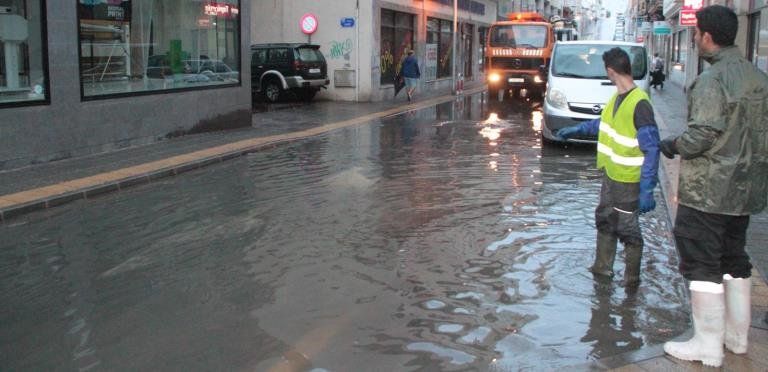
left=556, top=47, right=661, bottom=287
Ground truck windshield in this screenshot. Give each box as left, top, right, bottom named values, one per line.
left=489, top=25, right=548, bottom=48
left=551, top=44, right=648, bottom=80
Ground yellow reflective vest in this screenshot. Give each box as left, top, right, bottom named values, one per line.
left=596, top=88, right=649, bottom=183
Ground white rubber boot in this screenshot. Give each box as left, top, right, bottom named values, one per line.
left=664, top=281, right=725, bottom=367
left=724, top=274, right=751, bottom=354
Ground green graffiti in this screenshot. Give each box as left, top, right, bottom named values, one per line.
left=330, top=39, right=353, bottom=59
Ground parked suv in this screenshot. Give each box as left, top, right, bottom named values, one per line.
left=250, top=43, right=329, bottom=102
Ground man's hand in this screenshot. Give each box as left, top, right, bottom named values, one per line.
left=638, top=192, right=656, bottom=214
left=555, top=126, right=581, bottom=140
left=638, top=178, right=656, bottom=214
left=659, top=137, right=679, bottom=159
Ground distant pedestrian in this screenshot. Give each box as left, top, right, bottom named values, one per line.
left=659, top=5, right=768, bottom=368
left=399, top=50, right=420, bottom=101
left=650, top=52, right=665, bottom=89
left=555, top=47, right=661, bottom=286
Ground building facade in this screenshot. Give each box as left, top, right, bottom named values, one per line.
left=627, top=0, right=762, bottom=91
left=251, top=0, right=499, bottom=102
left=0, top=0, right=252, bottom=171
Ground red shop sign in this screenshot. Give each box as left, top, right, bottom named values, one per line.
left=204, top=3, right=239, bottom=18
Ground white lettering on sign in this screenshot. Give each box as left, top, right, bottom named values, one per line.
left=107, top=6, right=124, bottom=19
left=682, top=0, right=703, bottom=10
left=204, top=3, right=239, bottom=17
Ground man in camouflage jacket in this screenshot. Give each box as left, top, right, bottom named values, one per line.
left=659, top=5, right=768, bottom=368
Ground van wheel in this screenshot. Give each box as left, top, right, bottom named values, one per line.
left=263, top=79, right=283, bottom=103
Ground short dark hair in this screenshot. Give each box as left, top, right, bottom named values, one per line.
left=602, top=47, right=632, bottom=76
left=696, top=5, right=737, bottom=46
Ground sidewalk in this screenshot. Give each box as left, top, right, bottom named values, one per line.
left=0, top=84, right=484, bottom=221
left=601, top=81, right=768, bottom=371
left=0, top=81, right=766, bottom=370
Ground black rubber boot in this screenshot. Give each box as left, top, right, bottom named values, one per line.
left=590, top=232, right=617, bottom=277
left=623, top=243, right=643, bottom=286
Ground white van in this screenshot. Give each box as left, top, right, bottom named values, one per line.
left=541, top=41, right=649, bottom=143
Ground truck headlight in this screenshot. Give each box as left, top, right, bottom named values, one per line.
left=547, top=88, right=568, bottom=110
left=488, top=73, right=501, bottom=83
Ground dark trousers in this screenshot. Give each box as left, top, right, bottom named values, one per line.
left=595, top=175, right=643, bottom=247
left=673, top=205, right=752, bottom=283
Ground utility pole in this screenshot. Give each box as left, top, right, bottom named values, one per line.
left=452, top=0, right=458, bottom=95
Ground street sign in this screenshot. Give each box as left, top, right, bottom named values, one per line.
left=340, top=17, right=355, bottom=28
left=653, top=21, right=671, bottom=35
left=300, top=13, right=318, bottom=34
left=680, top=9, right=697, bottom=26
left=680, top=0, right=703, bottom=26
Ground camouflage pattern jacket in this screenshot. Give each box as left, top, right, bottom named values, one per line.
left=677, top=46, right=768, bottom=215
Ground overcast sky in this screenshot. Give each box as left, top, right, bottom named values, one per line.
left=605, top=0, right=628, bottom=15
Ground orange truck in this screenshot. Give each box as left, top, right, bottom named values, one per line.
left=485, top=12, right=554, bottom=100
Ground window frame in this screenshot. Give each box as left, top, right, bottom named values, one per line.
left=0, top=0, right=51, bottom=109
left=76, top=0, right=243, bottom=101
left=380, top=8, right=414, bottom=85
left=427, top=17, right=453, bottom=79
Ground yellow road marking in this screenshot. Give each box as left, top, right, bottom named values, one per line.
left=0, top=87, right=484, bottom=214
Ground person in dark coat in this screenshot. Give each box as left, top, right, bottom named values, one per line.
left=650, top=52, right=665, bottom=89
left=399, top=50, right=420, bottom=101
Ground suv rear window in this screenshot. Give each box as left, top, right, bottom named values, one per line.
left=297, top=48, right=323, bottom=62
left=552, top=44, right=647, bottom=80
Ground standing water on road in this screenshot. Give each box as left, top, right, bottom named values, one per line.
left=1, top=94, right=689, bottom=370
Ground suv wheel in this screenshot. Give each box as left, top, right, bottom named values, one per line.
left=263, top=79, right=282, bottom=103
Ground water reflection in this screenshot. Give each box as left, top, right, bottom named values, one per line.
left=0, top=93, right=687, bottom=371
left=580, top=279, right=643, bottom=360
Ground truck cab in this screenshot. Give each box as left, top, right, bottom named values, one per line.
left=485, top=12, right=554, bottom=100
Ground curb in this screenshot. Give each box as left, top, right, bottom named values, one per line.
left=0, top=86, right=485, bottom=222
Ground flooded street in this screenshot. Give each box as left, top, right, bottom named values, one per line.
left=1, top=94, right=689, bottom=371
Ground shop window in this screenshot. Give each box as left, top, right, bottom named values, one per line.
left=77, top=0, right=241, bottom=99
left=380, top=9, right=414, bottom=85
left=0, top=0, right=49, bottom=107
left=752, top=10, right=768, bottom=73
left=427, top=17, right=453, bottom=79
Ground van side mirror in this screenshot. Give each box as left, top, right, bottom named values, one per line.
left=538, top=65, right=547, bottom=75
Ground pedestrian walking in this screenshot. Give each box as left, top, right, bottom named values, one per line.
left=399, top=50, right=420, bottom=101
left=658, top=5, right=768, bottom=368
left=555, top=47, right=660, bottom=286
left=650, top=52, right=665, bottom=89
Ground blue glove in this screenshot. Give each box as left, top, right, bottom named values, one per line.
left=555, top=126, right=582, bottom=140
left=636, top=125, right=660, bottom=214
left=638, top=178, right=656, bottom=214
left=555, top=118, right=600, bottom=140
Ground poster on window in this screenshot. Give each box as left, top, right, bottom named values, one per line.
left=425, top=43, right=438, bottom=81
left=78, top=0, right=131, bottom=22
left=757, top=56, right=768, bottom=74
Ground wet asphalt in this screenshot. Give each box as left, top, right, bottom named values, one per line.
left=0, top=92, right=694, bottom=370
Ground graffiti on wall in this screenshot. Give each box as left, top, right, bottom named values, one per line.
left=329, top=38, right=353, bottom=59
left=380, top=48, right=394, bottom=75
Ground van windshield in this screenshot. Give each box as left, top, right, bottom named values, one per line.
left=489, top=25, right=548, bottom=48
left=552, top=44, right=647, bottom=80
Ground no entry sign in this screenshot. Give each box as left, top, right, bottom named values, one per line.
left=300, top=13, right=318, bottom=34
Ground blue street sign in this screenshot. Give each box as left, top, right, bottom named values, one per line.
left=340, top=17, right=355, bottom=28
